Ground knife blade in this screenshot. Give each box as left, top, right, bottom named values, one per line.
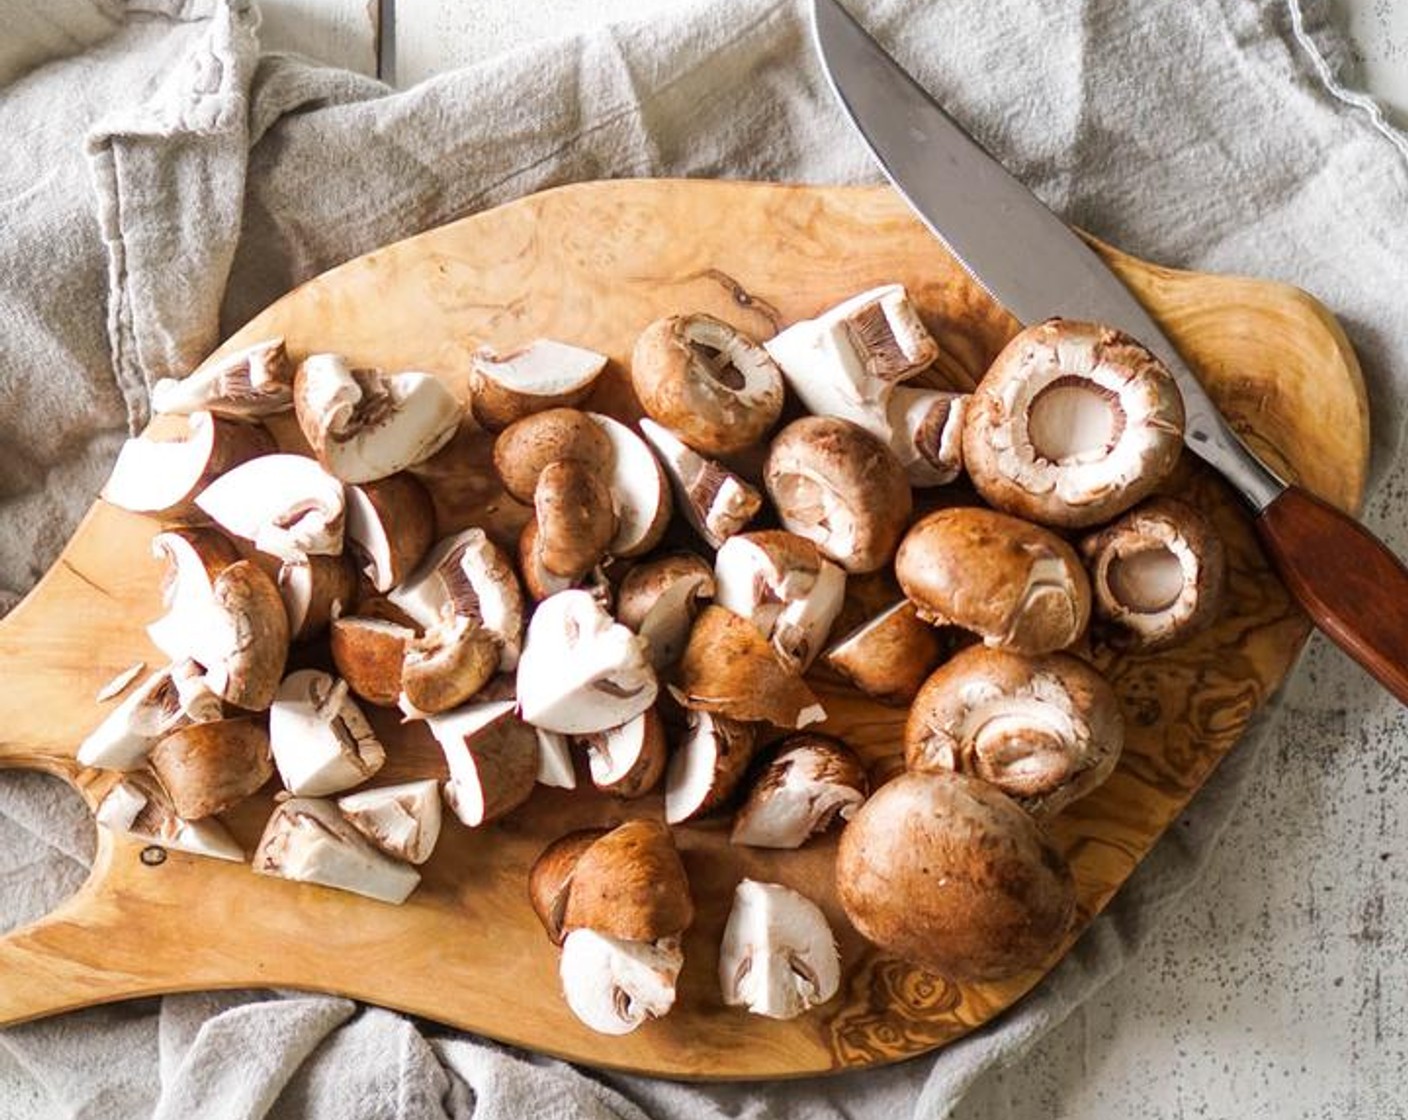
left=813, top=0, right=1408, bottom=706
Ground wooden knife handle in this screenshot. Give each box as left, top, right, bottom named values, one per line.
left=1257, top=485, right=1408, bottom=705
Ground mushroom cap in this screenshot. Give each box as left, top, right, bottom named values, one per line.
left=400, top=616, right=501, bottom=716
left=533, top=458, right=617, bottom=579
left=905, top=646, right=1124, bottom=817
left=1079, top=496, right=1226, bottom=649
left=664, top=710, right=760, bottom=825
left=149, top=716, right=274, bottom=819
left=345, top=473, right=437, bottom=593
left=330, top=616, right=413, bottom=708
left=963, top=319, right=1185, bottom=528
left=718, top=879, right=841, bottom=1019
left=835, top=770, right=1076, bottom=983
left=577, top=707, right=668, bottom=798
left=730, top=734, right=868, bottom=849
left=150, top=338, right=293, bottom=419
left=492, top=407, right=614, bottom=504
left=517, top=518, right=576, bottom=602
left=337, top=779, right=443, bottom=865
left=194, top=453, right=346, bottom=562
left=896, top=507, right=1091, bottom=655
left=426, top=700, right=540, bottom=827
left=638, top=418, right=762, bottom=549
left=79, top=663, right=212, bottom=772
left=529, top=828, right=605, bottom=942
left=277, top=553, right=358, bottom=642
left=560, top=818, right=694, bottom=943
left=615, top=552, right=716, bottom=671
left=559, top=929, right=682, bottom=1035
left=145, top=528, right=242, bottom=663
left=469, top=339, right=607, bottom=432
left=822, top=599, right=946, bottom=707
left=201, top=560, right=291, bottom=711
left=102, top=412, right=275, bottom=515
left=764, top=416, right=912, bottom=575
left=269, top=669, right=386, bottom=797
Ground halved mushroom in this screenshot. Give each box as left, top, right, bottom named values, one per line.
left=492, top=408, right=614, bottom=504
left=150, top=338, right=293, bottom=418
left=516, top=590, right=658, bottom=735
left=195, top=453, right=346, bottom=562
left=631, top=314, right=784, bottom=455
left=615, top=553, right=716, bottom=671
left=559, top=930, right=683, bottom=1036
left=102, top=411, right=274, bottom=515
left=294, top=354, right=462, bottom=484
left=278, top=554, right=358, bottom=642
left=836, top=770, right=1076, bottom=983
left=587, top=414, right=672, bottom=558
left=731, top=734, right=868, bottom=848
left=1079, top=496, right=1226, bottom=649
left=330, top=616, right=413, bottom=707
left=534, top=458, right=617, bottom=579
left=344, top=473, right=436, bottom=593
left=637, top=418, right=763, bottom=549
left=764, top=417, right=911, bottom=575
left=718, top=880, right=840, bottom=1019
left=399, top=615, right=501, bottom=717
left=664, top=709, right=759, bottom=824
left=337, top=779, right=442, bottom=864
left=556, top=819, right=694, bottom=943
left=963, top=319, right=1185, bottom=528
left=896, top=508, right=1090, bottom=655
left=79, top=660, right=222, bottom=771
left=822, top=600, right=946, bottom=706
left=904, top=646, right=1124, bottom=818
left=269, top=669, right=386, bottom=797
left=95, top=772, right=244, bottom=862
left=148, top=716, right=274, bottom=819
left=470, top=340, right=607, bottom=432
left=254, top=797, right=420, bottom=904
left=886, top=386, right=969, bottom=487
left=575, top=707, right=667, bottom=798
left=426, top=700, right=539, bottom=827
left=713, top=532, right=846, bottom=673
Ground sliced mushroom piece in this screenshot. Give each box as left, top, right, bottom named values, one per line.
left=558, top=819, right=694, bottom=943
left=584, top=413, right=673, bottom=558
left=677, top=607, right=826, bottom=731
left=254, top=797, right=420, bottom=904
left=535, top=728, right=578, bottom=790
left=764, top=417, right=912, bottom=575
left=102, top=411, right=275, bottom=515
left=330, top=616, right=414, bottom=707
left=195, top=453, right=346, bottom=562
left=718, top=880, right=840, bottom=1019
left=344, top=473, right=437, bottom=593
left=575, top=707, right=667, bottom=798
left=896, top=507, right=1091, bottom=655
left=559, top=930, right=683, bottom=1036
left=278, top=553, right=358, bottom=642
left=294, top=353, right=462, bottom=484
left=95, top=773, right=244, bottom=863
left=822, top=600, right=946, bottom=707
left=905, top=646, right=1124, bottom=817
left=145, top=528, right=241, bottom=661
left=534, top=458, right=617, bottom=579
left=492, top=408, right=614, bottom=504
left=963, top=319, right=1185, bottom=528
left=337, top=779, right=443, bottom=865
left=516, top=590, right=658, bottom=735
left=470, top=339, right=607, bottom=432
left=886, top=386, right=969, bottom=487
left=731, top=734, right=868, bottom=848
left=79, top=660, right=221, bottom=772
left=517, top=518, right=576, bottom=602
left=399, top=615, right=501, bottom=717
left=631, top=314, right=784, bottom=455
left=148, top=716, right=274, bottom=819
left=150, top=338, right=293, bottom=418
left=529, top=828, right=604, bottom=942
left=615, top=552, right=716, bottom=671
left=713, top=532, right=846, bottom=673
left=664, top=709, right=760, bottom=825
left=1079, top=497, right=1226, bottom=649
left=637, top=418, right=762, bottom=549
left=269, top=669, right=386, bottom=797
left=426, top=700, right=539, bottom=827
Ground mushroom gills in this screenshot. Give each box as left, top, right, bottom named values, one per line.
left=559, top=930, right=683, bottom=1035
left=1026, top=377, right=1125, bottom=463
left=718, top=880, right=840, bottom=1019
left=254, top=797, right=420, bottom=904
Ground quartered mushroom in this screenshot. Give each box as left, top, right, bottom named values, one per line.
left=517, top=519, right=576, bottom=602
left=148, top=716, right=274, bottom=820
left=344, top=473, right=437, bottom=593
left=399, top=614, right=502, bottom=717
left=146, top=528, right=240, bottom=659
left=330, top=616, right=414, bottom=707
left=1079, top=496, right=1226, bottom=649
left=426, top=699, right=539, bottom=827
left=254, top=797, right=421, bottom=904
left=637, top=418, right=762, bottom=549
left=822, top=599, right=946, bottom=706
left=150, top=338, right=294, bottom=418
left=278, top=554, right=358, bottom=642
left=631, top=313, right=784, bottom=455
left=718, top=880, right=840, bottom=1020
left=95, top=772, right=244, bottom=863
left=587, top=413, right=673, bottom=558
left=886, top=386, right=969, bottom=486
left=963, top=319, right=1185, bottom=528
left=102, top=411, right=274, bottom=515
left=664, top=709, right=760, bottom=825
left=269, top=669, right=386, bottom=797
left=574, top=707, right=667, bottom=798
left=528, top=829, right=604, bottom=944
left=195, top=453, right=346, bottom=562
left=337, top=779, right=442, bottom=865
left=896, top=507, right=1091, bottom=655
left=79, top=659, right=222, bottom=771
left=470, top=339, right=607, bottom=431
left=905, top=646, right=1124, bottom=818
left=730, top=734, right=868, bottom=848
left=294, top=353, right=462, bottom=484
left=614, top=552, right=716, bottom=671
left=559, top=931, right=684, bottom=1036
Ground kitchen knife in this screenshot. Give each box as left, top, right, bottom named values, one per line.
left=813, top=0, right=1408, bottom=706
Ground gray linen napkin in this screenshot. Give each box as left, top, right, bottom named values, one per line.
left=1, top=0, right=1406, bottom=1116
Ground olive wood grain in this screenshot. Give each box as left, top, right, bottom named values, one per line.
left=0, top=181, right=1368, bottom=1079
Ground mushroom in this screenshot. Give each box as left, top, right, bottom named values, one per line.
left=516, top=590, right=658, bottom=735
left=470, top=339, right=607, bottom=432
left=587, top=414, right=673, bottom=558
left=517, top=519, right=576, bottom=602
left=344, top=473, right=437, bottom=593
left=294, top=353, right=462, bottom=484
left=631, top=314, right=784, bottom=455
left=559, top=930, right=684, bottom=1036
left=337, top=779, right=442, bottom=865
left=963, top=319, right=1185, bottom=528
left=764, top=417, right=912, bottom=575
left=533, top=458, right=617, bottom=578
left=195, top=453, right=346, bottom=562
left=529, top=829, right=603, bottom=942
left=277, top=554, right=358, bottom=642
left=426, top=700, right=539, bottom=827
left=835, top=770, right=1076, bottom=983
left=148, top=716, right=274, bottom=819
left=886, top=386, right=969, bottom=487
left=822, top=600, right=946, bottom=707
left=718, top=880, right=840, bottom=1019
left=269, top=669, right=386, bottom=797
left=549, top=819, right=694, bottom=943
left=637, top=418, right=763, bottom=549
left=535, top=728, right=578, bottom=789
left=664, top=709, right=759, bottom=825
left=896, top=507, right=1091, bottom=655
left=906, top=646, right=1124, bottom=817
left=492, top=408, right=614, bottom=505
left=102, top=411, right=275, bottom=515
left=254, top=797, right=421, bottom=904
left=330, top=616, right=413, bottom=707
left=78, top=660, right=222, bottom=772
left=145, top=528, right=240, bottom=660
left=1079, top=496, right=1226, bottom=649
left=730, top=734, right=868, bottom=848
left=713, top=532, right=846, bottom=673
left=150, top=338, right=293, bottom=418
left=399, top=615, right=502, bottom=717
left=574, top=707, right=667, bottom=798
left=614, top=552, right=716, bottom=671
left=95, top=772, right=244, bottom=863
left=677, top=607, right=826, bottom=730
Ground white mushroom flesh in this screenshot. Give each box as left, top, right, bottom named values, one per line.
left=102, top=412, right=225, bottom=514
left=337, top=779, right=443, bottom=864
left=95, top=778, right=245, bottom=863
left=718, top=880, right=840, bottom=1019
left=474, top=339, right=606, bottom=397
left=426, top=700, right=539, bottom=826
left=731, top=742, right=867, bottom=849
left=253, top=797, right=420, bottom=904
left=150, top=338, right=292, bottom=417
left=269, top=670, right=386, bottom=797
left=586, top=413, right=671, bottom=557
left=713, top=536, right=845, bottom=672
left=194, top=453, right=346, bottom=562
left=559, top=930, right=683, bottom=1035
left=78, top=661, right=220, bottom=771
left=535, top=728, right=578, bottom=789
left=638, top=418, right=762, bottom=549
left=664, top=709, right=755, bottom=825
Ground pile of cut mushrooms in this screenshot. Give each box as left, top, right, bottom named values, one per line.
left=86, top=287, right=1226, bottom=1034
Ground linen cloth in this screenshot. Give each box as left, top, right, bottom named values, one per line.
left=1, top=0, right=1406, bottom=1116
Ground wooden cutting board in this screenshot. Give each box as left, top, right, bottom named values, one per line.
left=0, top=180, right=1368, bottom=1080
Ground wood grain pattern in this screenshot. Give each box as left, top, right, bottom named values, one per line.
left=0, top=181, right=1368, bottom=1079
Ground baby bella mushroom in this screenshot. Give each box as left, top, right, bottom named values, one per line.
left=102, top=411, right=275, bottom=516
left=731, top=734, right=868, bottom=848
left=718, top=880, right=840, bottom=1020
left=148, top=716, right=274, bottom=820
left=150, top=338, right=293, bottom=418
left=269, top=669, right=386, bottom=797
left=587, top=413, right=673, bottom=559
left=277, top=554, right=358, bottom=643
left=254, top=797, right=421, bottom=904
left=427, top=699, right=539, bottom=827
left=470, top=339, right=607, bottom=432
left=573, top=707, right=668, bottom=799
left=79, top=659, right=223, bottom=772
left=195, top=453, right=346, bottom=562
left=614, top=552, right=716, bottom=671
left=638, top=418, right=763, bottom=549
left=95, top=772, right=244, bottom=863
left=337, top=779, right=443, bottom=865
left=885, top=386, right=969, bottom=486
left=344, top=473, right=437, bottom=593
left=822, top=599, right=946, bottom=707
left=664, top=710, right=760, bottom=825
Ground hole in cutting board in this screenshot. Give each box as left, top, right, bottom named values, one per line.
left=0, top=772, right=96, bottom=935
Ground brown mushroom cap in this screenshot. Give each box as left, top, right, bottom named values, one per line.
left=822, top=599, right=946, bottom=706
left=345, top=473, right=436, bottom=593
left=533, top=458, right=617, bottom=579
left=330, top=616, right=413, bottom=707
left=904, top=646, right=1124, bottom=817
left=963, top=319, right=1185, bottom=528
left=678, top=606, right=826, bottom=729
left=149, top=717, right=274, bottom=819
left=835, top=770, right=1076, bottom=983
left=492, top=408, right=614, bottom=504
left=529, top=828, right=606, bottom=943
left=615, top=552, right=716, bottom=670
left=207, top=560, right=290, bottom=711
left=895, top=507, right=1091, bottom=655
left=559, top=819, right=695, bottom=943
left=278, top=553, right=358, bottom=643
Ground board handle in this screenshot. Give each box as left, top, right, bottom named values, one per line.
left=1257, top=485, right=1408, bottom=705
